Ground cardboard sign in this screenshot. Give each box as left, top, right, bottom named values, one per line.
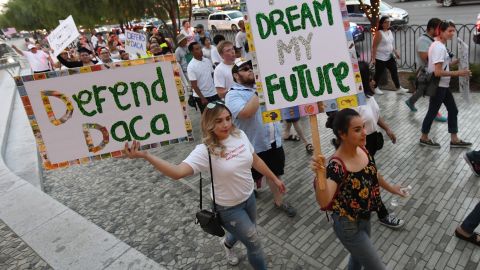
left=125, top=30, right=147, bottom=57
left=47, top=16, right=80, bottom=57
left=15, top=56, right=193, bottom=170
left=458, top=38, right=471, bottom=103
left=245, top=0, right=359, bottom=111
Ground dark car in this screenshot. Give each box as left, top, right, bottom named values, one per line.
left=437, top=0, right=480, bottom=6
left=474, top=14, right=480, bottom=44
left=350, top=22, right=365, bottom=42
left=193, top=7, right=216, bottom=20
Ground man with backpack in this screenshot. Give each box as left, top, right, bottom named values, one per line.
left=405, top=18, right=447, bottom=122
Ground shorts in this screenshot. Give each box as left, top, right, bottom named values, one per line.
left=251, top=142, right=285, bottom=180
left=285, top=117, right=300, bottom=123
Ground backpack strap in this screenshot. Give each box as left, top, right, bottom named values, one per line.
left=317, top=156, right=348, bottom=213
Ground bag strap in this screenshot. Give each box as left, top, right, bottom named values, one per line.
left=198, top=147, right=217, bottom=212
left=423, top=33, right=434, bottom=42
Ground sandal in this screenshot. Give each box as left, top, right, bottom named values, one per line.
left=285, top=135, right=300, bottom=141
left=454, top=228, right=480, bottom=246
left=306, top=144, right=314, bottom=155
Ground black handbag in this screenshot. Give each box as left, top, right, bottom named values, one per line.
left=187, top=93, right=197, bottom=109
left=375, top=131, right=384, bottom=151
left=195, top=149, right=225, bottom=237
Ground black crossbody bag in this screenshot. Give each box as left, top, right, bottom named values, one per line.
left=195, top=149, right=225, bottom=237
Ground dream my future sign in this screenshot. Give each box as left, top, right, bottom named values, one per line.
left=16, top=57, right=193, bottom=170
left=246, top=0, right=358, bottom=111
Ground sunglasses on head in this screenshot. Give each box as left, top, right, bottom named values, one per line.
left=206, top=100, right=225, bottom=109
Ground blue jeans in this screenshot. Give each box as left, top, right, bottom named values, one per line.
left=215, top=193, right=266, bottom=270
left=332, top=213, right=386, bottom=270
left=461, top=202, right=480, bottom=234
left=421, top=87, right=458, bottom=134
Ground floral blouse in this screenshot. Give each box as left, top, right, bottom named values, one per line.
left=326, top=148, right=383, bottom=220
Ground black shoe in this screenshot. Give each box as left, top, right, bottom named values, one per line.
left=419, top=139, right=440, bottom=148
left=464, top=152, right=480, bottom=176
left=450, top=140, right=472, bottom=148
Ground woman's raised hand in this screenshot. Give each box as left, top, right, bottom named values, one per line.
left=124, top=141, right=149, bottom=159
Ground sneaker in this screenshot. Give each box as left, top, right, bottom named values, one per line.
left=404, top=99, right=417, bottom=112
left=220, top=238, right=239, bottom=266
left=396, top=86, right=409, bottom=94
left=450, top=140, right=472, bottom=148
left=464, top=152, right=480, bottom=176
left=274, top=202, right=297, bottom=217
left=419, top=139, right=441, bottom=148
left=379, top=214, right=405, bottom=229
left=434, top=113, right=447, bottom=122
left=374, top=87, right=384, bottom=95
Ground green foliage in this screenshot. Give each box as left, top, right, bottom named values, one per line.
left=470, top=63, right=480, bottom=84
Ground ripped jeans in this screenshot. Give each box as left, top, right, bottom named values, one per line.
left=215, top=192, right=266, bottom=270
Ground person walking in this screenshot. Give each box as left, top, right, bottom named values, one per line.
left=371, top=16, right=408, bottom=95
left=419, top=21, right=472, bottom=148
left=214, top=41, right=236, bottom=99
left=225, top=59, right=297, bottom=217
left=405, top=18, right=447, bottom=122
left=175, top=33, right=190, bottom=78
left=187, top=42, right=220, bottom=113
left=124, top=102, right=286, bottom=269
left=356, top=61, right=405, bottom=229
left=455, top=202, right=480, bottom=246
left=12, top=44, right=54, bottom=73
left=312, top=108, right=407, bottom=270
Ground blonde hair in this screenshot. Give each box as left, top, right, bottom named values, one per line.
left=201, top=104, right=240, bottom=156
left=216, top=40, right=234, bottom=56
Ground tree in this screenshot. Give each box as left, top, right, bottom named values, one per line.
left=358, top=0, right=381, bottom=33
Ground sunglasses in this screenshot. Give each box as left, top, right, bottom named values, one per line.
left=238, top=66, right=253, bottom=72
left=206, top=100, right=225, bottom=109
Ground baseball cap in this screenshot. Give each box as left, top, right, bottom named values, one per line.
left=176, top=33, right=187, bottom=44
left=231, top=58, right=252, bottom=74
left=27, top=44, right=36, bottom=50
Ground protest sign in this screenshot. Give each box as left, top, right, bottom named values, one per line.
left=47, top=15, right=80, bottom=57
left=125, top=30, right=147, bottom=57
left=458, top=38, right=471, bottom=103
left=245, top=0, right=361, bottom=111
left=15, top=56, right=193, bottom=170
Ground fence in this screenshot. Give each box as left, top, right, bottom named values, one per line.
left=210, top=24, right=480, bottom=71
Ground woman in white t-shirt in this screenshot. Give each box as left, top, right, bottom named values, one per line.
left=180, top=20, right=196, bottom=45
left=124, top=101, right=286, bottom=270
left=371, top=16, right=408, bottom=95
left=419, top=21, right=472, bottom=148
left=355, top=61, right=404, bottom=229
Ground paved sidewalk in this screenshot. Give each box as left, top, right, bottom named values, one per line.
left=41, top=90, right=480, bottom=269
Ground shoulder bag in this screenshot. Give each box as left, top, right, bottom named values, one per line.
left=195, top=149, right=225, bottom=237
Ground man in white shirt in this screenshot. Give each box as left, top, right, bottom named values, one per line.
left=214, top=41, right=236, bottom=99
left=12, top=44, right=54, bottom=73
left=187, top=41, right=220, bottom=113
left=235, top=20, right=248, bottom=58
left=211, top=34, right=226, bottom=66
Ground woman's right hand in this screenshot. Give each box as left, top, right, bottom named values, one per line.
left=124, top=141, right=149, bottom=159
left=311, top=155, right=326, bottom=174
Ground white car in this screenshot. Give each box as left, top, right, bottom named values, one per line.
left=208, top=10, right=244, bottom=31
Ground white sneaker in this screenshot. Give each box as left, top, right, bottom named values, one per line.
left=374, top=87, right=384, bottom=95
left=220, top=238, right=239, bottom=266
left=396, top=86, right=409, bottom=94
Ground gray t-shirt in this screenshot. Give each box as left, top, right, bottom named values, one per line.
left=416, top=34, right=434, bottom=67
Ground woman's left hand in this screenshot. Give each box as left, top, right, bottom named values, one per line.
left=395, top=50, right=401, bottom=60
left=391, top=184, right=407, bottom=197
left=273, top=178, right=287, bottom=194
left=386, top=130, right=397, bottom=144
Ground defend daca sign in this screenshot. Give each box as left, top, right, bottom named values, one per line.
left=16, top=58, right=192, bottom=170
left=246, top=0, right=358, bottom=111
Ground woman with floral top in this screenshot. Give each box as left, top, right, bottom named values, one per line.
left=312, top=108, right=407, bottom=270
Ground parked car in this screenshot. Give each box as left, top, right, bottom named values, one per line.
left=474, top=14, right=480, bottom=44
left=208, top=10, right=244, bottom=31
left=350, top=22, right=365, bottom=42
left=437, top=0, right=480, bottom=7
left=193, top=7, right=217, bottom=20
left=346, top=0, right=409, bottom=29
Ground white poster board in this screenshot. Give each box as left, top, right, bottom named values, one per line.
left=125, top=30, right=147, bottom=57
left=458, top=38, right=471, bottom=103
left=47, top=15, right=80, bottom=57
left=245, top=0, right=358, bottom=111
left=20, top=60, right=189, bottom=167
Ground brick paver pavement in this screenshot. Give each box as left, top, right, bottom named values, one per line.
left=41, top=91, right=480, bottom=269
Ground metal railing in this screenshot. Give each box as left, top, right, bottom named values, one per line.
left=354, top=24, right=479, bottom=70
left=209, top=24, right=480, bottom=71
